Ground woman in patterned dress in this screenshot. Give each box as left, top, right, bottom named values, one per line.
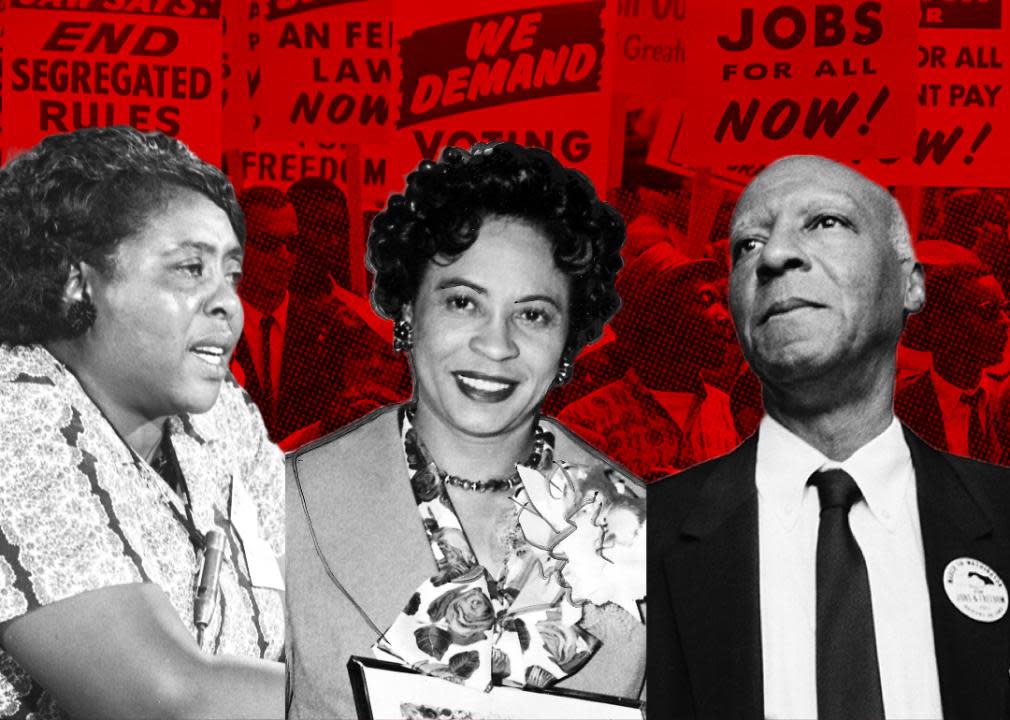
left=0, top=127, right=284, bottom=719
left=286, top=143, right=646, bottom=719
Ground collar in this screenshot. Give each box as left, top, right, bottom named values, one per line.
left=623, top=366, right=707, bottom=402
left=756, top=414, right=911, bottom=533
left=18, top=345, right=207, bottom=544
left=243, top=291, right=290, bottom=336
left=930, top=369, right=984, bottom=413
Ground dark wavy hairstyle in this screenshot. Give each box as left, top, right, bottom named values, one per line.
left=0, top=126, right=244, bottom=345
left=367, top=143, right=624, bottom=354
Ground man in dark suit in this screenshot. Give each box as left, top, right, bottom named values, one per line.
left=648, top=156, right=1010, bottom=719
left=232, top=186, right=386, bottom=443
left=895, top=241, right=1008, bottom=463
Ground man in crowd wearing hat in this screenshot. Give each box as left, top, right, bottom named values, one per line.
left=648, top=156, right=1010, bottom=719
left=559, top=243, right=739, bottom=481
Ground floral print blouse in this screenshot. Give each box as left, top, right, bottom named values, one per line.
left=374, top=408, right=642, bottom=695
left=0, top=345, right=285, bottom=720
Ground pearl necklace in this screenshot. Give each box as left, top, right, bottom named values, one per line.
left=440, top=426, right=546, bottom=492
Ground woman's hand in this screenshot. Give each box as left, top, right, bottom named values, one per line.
left=2, top=582, right=283, bottom=720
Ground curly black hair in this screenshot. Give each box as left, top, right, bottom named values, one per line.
left=367, top=142, right=624, bottom=354
left=0, top=126, right=244, bottom=345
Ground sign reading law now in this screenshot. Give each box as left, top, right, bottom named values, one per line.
left=4, top=0, right=222, bottom=161
left=255, top=0, right=394, bottom=144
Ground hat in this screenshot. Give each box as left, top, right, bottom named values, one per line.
left=612, top=242, right=723, bottom=336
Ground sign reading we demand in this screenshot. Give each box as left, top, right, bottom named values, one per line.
left=389, top=0, right=615, bottom=194
left=4, top=0, right=222, bottom=161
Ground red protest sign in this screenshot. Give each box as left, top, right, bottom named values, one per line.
left=229, top=139, right=390, bottom=208
left=3, top=0, right=222, bottom=162
left=613, top=0, right=687, bottom=99
left=255, top=0, right=393, bottom=144
left=388, top=0, right=615, bottom=195
left=674, top=0, right=917, bottom=166
left=859, top=0, right=1010, bottom=185
left=222, top=1, right=259, bottom=150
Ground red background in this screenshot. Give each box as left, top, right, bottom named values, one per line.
left=4, top=0, right=1009, bottom=478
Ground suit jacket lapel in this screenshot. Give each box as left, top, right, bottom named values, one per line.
left=231, top=334, right=264, bottom=406
left=278, top=296, right=306, bottom=407
left=897, top=373, right=948, bottom=451
left=908, top=429, right=1007, bottom=719
left=277, top=295, right=324, bottom=434
left=667, top=436, right=764, bottom=718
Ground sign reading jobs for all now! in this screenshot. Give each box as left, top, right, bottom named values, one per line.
left=4, top=0, right=223, bottom=162
left=651, top=0, right=918, bottom=170
left=254, top=0, right=394, bottom=144
left=389, top=0, right=615, bottom=195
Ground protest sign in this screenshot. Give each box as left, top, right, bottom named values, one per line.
left=255, top=0, right=393, bottom=144
left=388, top=0, right=615, bottom=195
left=667, top=0, right=917, bottom=166
left=860, top=0, right=1010, bottom=185
left=222, top=0, right=258, bottom=150
left=4, top=0, right=222, bottom=161
left=614, top=0, right=687, bottom=99
left=228, top=139, right=389, bottom=207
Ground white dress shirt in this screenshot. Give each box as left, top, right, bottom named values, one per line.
left=756, top=414, right=944, bottom=719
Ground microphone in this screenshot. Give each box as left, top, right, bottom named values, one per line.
left=194, top=528, right=226, bottom=647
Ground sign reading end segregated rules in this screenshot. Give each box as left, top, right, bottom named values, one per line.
left=4, top=0, right=223, bottom=162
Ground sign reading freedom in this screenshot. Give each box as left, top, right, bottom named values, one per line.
left=4, top=0, right=222, bottom=162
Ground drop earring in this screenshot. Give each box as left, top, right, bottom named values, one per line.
left=393, top=319, right=414, bottom=352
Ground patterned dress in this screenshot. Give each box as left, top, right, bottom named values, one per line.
left=0, top=345, right=285, bottom=719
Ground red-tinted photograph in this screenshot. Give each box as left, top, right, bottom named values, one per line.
left=0, top=1, right=1007, bottom=718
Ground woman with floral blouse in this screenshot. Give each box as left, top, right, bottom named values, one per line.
left=286, top=142, right=647, bottom=719
left=0, top=127, right=284, bottom=719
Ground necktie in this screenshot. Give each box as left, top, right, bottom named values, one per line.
left=259, top=314, right=275, bottom=425
left=961, top=388, right=991, bottom=460
left=808, top=468, right=885, bottom=720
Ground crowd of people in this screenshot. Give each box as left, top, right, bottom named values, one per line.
left=242, top=171, right=1010, bottom=480
left=2, top=123, right=1007, bottom=719
left=230, top=178, right=409, bottom=449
